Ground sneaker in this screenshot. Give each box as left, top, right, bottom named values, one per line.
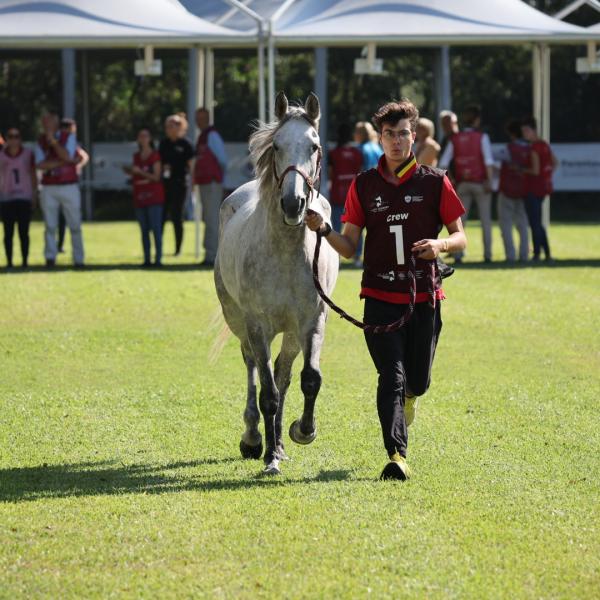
left=404, top=396, right=419, bottom=427
left=45, top=258, right=55, bottom=268
left=380, top=452, right=411, bottom=481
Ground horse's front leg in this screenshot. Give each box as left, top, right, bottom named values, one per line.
left=274, top=333, right=301, bottom=460
left=246, top=321, right=281, bottom=475
left=289, top=313, right=326, bottom=446
left=239, top=341, right=263, bottom=460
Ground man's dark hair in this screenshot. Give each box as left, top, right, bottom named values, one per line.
left=521, top=116, right=538, bottom=130
left=462, top=104, right=481, bottom=127
left=372, top=99, right=419, bottom=132
left=505, top=119, right=522, bottom=139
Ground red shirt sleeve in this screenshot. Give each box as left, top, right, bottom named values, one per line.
left=440, top=174, right=465, bottom=225
left=341, top=178, right=365, bottom=227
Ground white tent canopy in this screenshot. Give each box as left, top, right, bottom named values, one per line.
left=273, top=0, right=593, bottom=44
left=0, top=0, right=250, bottom=47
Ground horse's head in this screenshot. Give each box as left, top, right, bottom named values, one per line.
left=271, top=92, right=322, bottom=226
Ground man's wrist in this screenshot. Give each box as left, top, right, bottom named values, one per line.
left=319, top=222, right=332, bottom=237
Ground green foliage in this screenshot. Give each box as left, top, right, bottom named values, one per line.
left=0, top=221, right=599, bottom=598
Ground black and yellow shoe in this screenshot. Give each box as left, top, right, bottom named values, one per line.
left=380, top=452, right=412, bottom=481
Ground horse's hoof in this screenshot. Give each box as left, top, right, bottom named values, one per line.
left=289, top=419, right=317, bottom=445
left=240, top=439, right=263, bottom=460
left=263, top=461, right=281, bottom=476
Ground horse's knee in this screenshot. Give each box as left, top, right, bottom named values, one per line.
left=301, top=367, right=322, bottom=398
left=259, top=389, right=279, bottom=418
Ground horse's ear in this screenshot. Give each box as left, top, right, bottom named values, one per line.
left=275, top=91, right=288, bottom=121
left=305, top=92, right=321, bottom=124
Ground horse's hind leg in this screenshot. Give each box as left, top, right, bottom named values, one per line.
left=246, top=322, right=281, bottom=475
left=274, top=333, right=301, bottom=460
left=239, top=342, right=263, bottom=460
left=289, top=314, right=326, bottom=446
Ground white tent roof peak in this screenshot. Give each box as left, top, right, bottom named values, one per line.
left=272, top=0, right=594, bottom=45
left=0, top=0, right=253, bottom=47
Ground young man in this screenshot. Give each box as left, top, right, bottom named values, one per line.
left=305, top=100, right=466, bottom=481
left=438, top=105, right=494, bottom=263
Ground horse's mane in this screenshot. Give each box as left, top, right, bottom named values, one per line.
left=249, top=107, right=317, bottom=198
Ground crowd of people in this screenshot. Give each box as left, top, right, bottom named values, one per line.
left=0, top=107, right=227, bottom=269
left=328, top=107, right=557, bottom=265
left=0, top=102, right=556, bottom=269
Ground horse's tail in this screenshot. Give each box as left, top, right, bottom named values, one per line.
left=208, top=308, right=232, bottom=364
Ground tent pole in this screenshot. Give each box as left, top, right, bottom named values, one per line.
left=258, top=32, right=266, bottom=123
left=81, top=50, right=93, bottom=222
left=190, top=47, right=205, bottom=261
left=268, top=23, right=275, bottom=120
left=61, top=48, right=76, bottom=119
left=542, top=43, right=551, bottom=231
left=206, top=47, right=215, bottom=123
left=314, top=47, right=328, bottom=193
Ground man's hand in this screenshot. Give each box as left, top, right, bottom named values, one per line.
left=412, top=238, right=444, bottom=260
left=304, top=209, right=326, bottom=234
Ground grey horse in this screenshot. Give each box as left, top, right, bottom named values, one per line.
left=214, top=92, right=339, bottom=475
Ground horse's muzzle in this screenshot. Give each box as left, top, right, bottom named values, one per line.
left=281, top=195, right=306, bottom=227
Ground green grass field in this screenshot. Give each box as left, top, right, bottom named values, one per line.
left=1, top=221, right=599, bottom=599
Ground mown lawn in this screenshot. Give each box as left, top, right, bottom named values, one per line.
left=1, top=220, right=599, bottom=599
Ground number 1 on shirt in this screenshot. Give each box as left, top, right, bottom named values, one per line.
left=389, top=225, right=405, bottom=265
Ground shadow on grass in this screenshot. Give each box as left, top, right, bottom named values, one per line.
left=447, top=258, right=600, bottom=271
left=0, top=459, right=358, bottom=502
left=0, top=263, right=211, bottom=275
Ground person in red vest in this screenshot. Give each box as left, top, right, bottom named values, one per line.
left=328, top=123, right=363, bottom=233
left=497, top=119, right=530, bottom=262
left=123, top=128, right=164, bottom=267
left=193, top=107, right=228, bottom=268
left=35, top=112, right=84, bottom=267
left=0, top=127, right=37, bottom=268
left=438, top=104, right=494, bottom=263
left=521, top=116, right=557, bottom=262
left=305, top=99, right=466, bottom=481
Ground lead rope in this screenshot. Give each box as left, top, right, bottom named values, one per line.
left=311, top=232, right=419, bottom=334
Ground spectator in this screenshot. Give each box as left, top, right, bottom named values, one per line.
left=438, top=110, right=458, bottom=183
left=124, top=129, right=164, bottom=267
left=194, top=107, right=227, bottom=268
left=521, top=116, right=557, bottom=262
left=328, top=123, right=362, bottom=233
left=415, top=117, right=441, bottom=167
left=352, top=121, right=383, bottom=266
left=35, top=111, right=84, bottom=267
left=439, top=104, right=495, bottom=263
left=497, top=119, right=530, bottom=262
left=0, top=127, right=37, bottom=268
left=0, top=133, right=4, bottom=150
left=159, top=114, right=194, bottom=256
left=57, top=118, right=89, bottom=254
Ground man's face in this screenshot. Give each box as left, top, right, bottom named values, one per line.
left=521, top=125, right=536, bottom=142
left=165, top=119, right=181, bottom=140
left=6, top=129, right=21, bottom=149
left=196, top=110, right=209, bottom=129
left=441, top=115, right=457, bottom=135
left=379, top=119, right=415, bottom=165
left=42, top=113, right=59, bottom=133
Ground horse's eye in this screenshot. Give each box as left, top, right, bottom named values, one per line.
left=312, top=144, right=319, bottom=153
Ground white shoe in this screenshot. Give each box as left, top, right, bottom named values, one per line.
left=404, top=396, right=419, bottom=427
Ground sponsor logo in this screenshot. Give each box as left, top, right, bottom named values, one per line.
left=386, top=213, right=409, bottom=222
left=404, top=194, right=424, bottom=203
left=369, top=195, right=389, bottom=213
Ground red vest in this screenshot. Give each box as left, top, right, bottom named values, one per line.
left=527, top=140, right=554, bottom=197
left=194, top=126, right=223, bottom=184
left=329, top=145, right=363, bottom=206
left=452, top=130, right=486, bottom=183
left=133, top=151, right=164, bottom=208
left=38, top=131, right=79, bottom=185
left=356, top=165, right=444, bottom=296
left=499, top=141, right=531, bottom=199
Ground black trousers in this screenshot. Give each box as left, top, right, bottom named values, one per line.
left=364, top=298, right=442, bottom=458
left=162, top=180, right=187, bottom=254
left=1, top=200, right=32, bottom=266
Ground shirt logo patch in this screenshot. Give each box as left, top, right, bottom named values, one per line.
left=404, top=195, right=424, bottom=204
left=369, top=195, right=389, bottom=213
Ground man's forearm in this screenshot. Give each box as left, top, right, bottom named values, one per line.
left=320, top=228, right=357, bottom=259
left=440, top=231, right=467, bottom=254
